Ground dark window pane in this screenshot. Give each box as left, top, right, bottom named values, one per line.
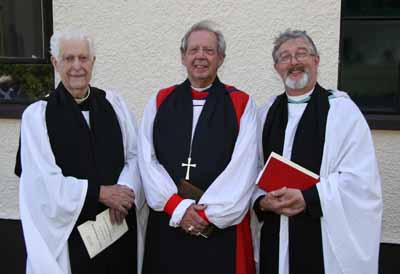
left=340, top=20, right=400, bottom=114
left=0, top=64, right=53, bottom=104
left=343, top=0, right=400, bottom=17
left=0, top=0, right=44, bottom=59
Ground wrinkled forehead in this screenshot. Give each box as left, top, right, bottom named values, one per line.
left=277, top=37, right=313, bottom=54
left=186, top=30, right=218, bottom=49
left=59, top=38, right=90, bottom=56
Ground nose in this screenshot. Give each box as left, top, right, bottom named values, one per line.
left=72, top=58, right=82, bottom=70
left=289, top=55, right=299, bottom=65
left=195, top=48, right=206, bottom=58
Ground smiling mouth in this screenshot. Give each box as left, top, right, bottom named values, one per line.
left=286, top=65, right=305, bottom=78
left=289, top=70, right=303, bottom=77
left=288, top=65, right=304, bottom=73
left=194, top=66, right=209, bottom=72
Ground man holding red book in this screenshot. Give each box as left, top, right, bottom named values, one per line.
left=253, top=29, right=382, bottom=274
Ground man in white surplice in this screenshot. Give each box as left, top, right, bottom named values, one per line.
left=16, top=30, right=146, bottom=274
left=253, top=29, right=382, bottom=274
left=138, top=20, right=258, bottom=274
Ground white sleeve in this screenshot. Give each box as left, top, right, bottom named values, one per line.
left=138, top=95, right=195, bottom=220
left=19, top=101, right=87, bottom=274
left=106, top=91, right=144, bottom=210
left=105, top=90, right=148, bottom=274
left=199, top=97, right=259, bottom=229
left=318, top=97, right=382, bottom=274
left=251, top=101, right=274, bottom=206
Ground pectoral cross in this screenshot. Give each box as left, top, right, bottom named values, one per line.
left=181, top=157, right=197, bottom=180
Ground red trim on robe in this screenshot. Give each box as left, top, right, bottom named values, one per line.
left=156, top=86, right=209, bottom=108
left=156, top=85, right=176, bottom=108
left=229, top=91, right=249, bottom=127
left=236, top=212, right=255, bottom=274
left=196, top=209, right=210, bottom=223
left=156, top=85, right=255, bottom=274
left=191, top=89, right=209, bottom=99
left=226, top=90, right=254, bottom=274
left=164, top=194, right=184, bottom=216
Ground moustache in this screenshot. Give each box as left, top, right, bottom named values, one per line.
left=287, top=65, right=305, bottom=75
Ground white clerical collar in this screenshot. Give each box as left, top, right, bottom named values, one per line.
left=191, top=84, right=212, bottom=92
left=75, top=87, right=91, bottom=104
left=287, top=87, right=315, bottom=103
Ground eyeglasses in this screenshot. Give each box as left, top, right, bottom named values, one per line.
left=277, top=51, right=315, bottom=64
left=187, top=46, right=217, bottom=56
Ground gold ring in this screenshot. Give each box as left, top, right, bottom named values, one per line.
left=188, top=225, right=194, bottom=232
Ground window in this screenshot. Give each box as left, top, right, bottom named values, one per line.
left=0, top=0, right=53, bottom=118
left=339, top=0, right=400, bottom=129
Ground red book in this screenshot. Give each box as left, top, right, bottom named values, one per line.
left=256, top=152, right=319, bottom=192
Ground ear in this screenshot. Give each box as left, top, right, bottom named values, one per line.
left=51, top=56, right=59, bottom=71
left=274, top=63, right=279, bottom=72
left=181, top=52, right=186, bottom=66
left=92, top=56, right=96, bottom=65
left=314, top=55, right=320, bottom=66
left=217, top=55, right=225, bottom=67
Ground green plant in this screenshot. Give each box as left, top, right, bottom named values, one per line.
left=0, top=63, right=54, bottom=102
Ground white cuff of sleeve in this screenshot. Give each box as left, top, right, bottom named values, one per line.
left=169, top=199, right=195, bottom=227
left=251, top=188, right=267, bottom=206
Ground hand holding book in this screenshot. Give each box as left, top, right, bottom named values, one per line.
left=255, top=152, right=317, bottom=216
left=256, top=152, right=319, bottom=192
left=258, top=187, right=306, bottom=217
left=177, top=179, right=216, bottom=238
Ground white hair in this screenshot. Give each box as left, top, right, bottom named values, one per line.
left=180, top=20, right=226, bottom=57
left=50, top=30, right=95, bottom=61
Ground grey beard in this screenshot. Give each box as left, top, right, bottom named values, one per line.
left=285, top=71, right=309, bottom=89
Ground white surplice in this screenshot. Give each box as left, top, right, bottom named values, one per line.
left=254, top=90, right=382, bottom=274
left=138, top=92, right=259, bottom=229
left=19, top=90, right=147, bottom=274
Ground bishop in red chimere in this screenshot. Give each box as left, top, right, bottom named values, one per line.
left=138, top=20, right=258, bottom=274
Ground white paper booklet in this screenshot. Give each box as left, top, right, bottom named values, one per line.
left=78, top=209, right=128, bottom=258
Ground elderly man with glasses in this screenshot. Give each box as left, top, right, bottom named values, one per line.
left=138, top=20, right=258, bottom=274
left=253, top=29, right=382, bottom=274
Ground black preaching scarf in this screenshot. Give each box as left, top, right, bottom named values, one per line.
left=144, top=77, right=239, bottom=274
left=153, top=77, right=238, bottom=190
left=45, top=82, right=126, bottom=220
left=15, top=82, right=125, bottom=193
left=260, top=83, right=330, bottom=274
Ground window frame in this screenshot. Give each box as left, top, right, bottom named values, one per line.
left=339, top=5, right=400, bottom=130
left=0, top=0, right=53, bottom=119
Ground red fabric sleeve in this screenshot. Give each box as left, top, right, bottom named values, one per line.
left=229, top=91, right=249, bottom=127
left=163, top=194, right=184, bottom=216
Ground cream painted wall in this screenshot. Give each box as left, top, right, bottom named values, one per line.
left=1, top=0, right=398, bottom=243
left=0, top=119, right=20, bottom=218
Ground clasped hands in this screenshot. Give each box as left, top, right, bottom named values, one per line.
left=180, top=204, right=209, bottom=236
left=259, top=187, right=305, bottom=217
left=99, top=185, right=135, bottom=224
